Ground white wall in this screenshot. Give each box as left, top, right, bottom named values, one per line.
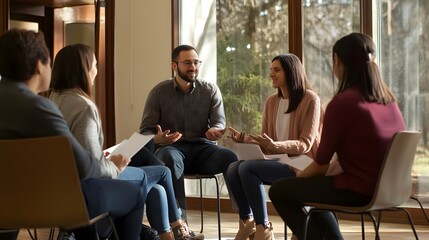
left=115, top=1, right=172, bottom=141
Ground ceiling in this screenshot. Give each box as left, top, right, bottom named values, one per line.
left=10, top=0, right=94, bottom=8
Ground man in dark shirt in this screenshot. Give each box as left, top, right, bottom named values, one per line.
left=139, top=44, right=238, bottom=220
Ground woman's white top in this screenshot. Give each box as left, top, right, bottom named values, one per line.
left=276, top=98, right=290, bottom=141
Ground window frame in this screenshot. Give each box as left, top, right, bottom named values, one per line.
left=171, top=0, right=428, bottom=225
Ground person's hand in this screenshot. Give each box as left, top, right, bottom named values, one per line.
left=109, top=154, right=130, bottom=172
left=205, top=127, right=226, bottom=141
left=104, top=151, right=110, bottom=157
left=228, top=127, right=256, bottom=143
left=228, top=127, right=245, bottom=143
left=153, top=125, right=182, bottom=145
left=249, top=133, right=274, bottom=149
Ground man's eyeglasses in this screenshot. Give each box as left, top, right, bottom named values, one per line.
left=173, top=60, right=202, bottom=68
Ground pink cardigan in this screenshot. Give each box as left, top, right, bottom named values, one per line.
left=262, top=89, right=324, bottom=159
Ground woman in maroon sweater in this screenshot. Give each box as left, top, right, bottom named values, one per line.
left=269, top=33, right=406, bottom=240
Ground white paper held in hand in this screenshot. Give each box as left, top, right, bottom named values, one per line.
left=104, top=132, right=155, bottom=159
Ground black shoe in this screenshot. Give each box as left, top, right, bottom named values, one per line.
left=140, top=224, right=160, bottom=240
left=59, top=232, right=76, bottom=240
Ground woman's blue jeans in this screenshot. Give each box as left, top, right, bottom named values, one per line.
left=119, top=165, right=181, bottom=233
left=225, top=159, right=296, bottom=225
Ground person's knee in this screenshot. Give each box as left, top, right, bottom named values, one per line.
left=160, top=165, right=172, bottom=176
left=158, top=165, right=173, bottom=181
left=237, top=160, right=253, bottom=175
left=225, top=160, right=240, bottom=182
left=147, top=184, right=166, bottom=203
left=156, top=148, right=183, bottom=167
left=268, top=180, right=283, bottom=203
left=214, top=148, right=238, bottom=172
left=222, top=148, right=239, bottom=164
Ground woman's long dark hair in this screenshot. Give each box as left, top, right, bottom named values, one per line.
left=333, top=33, right=395, bottom=104
left=50, top=44, right=94, bottom=98
left=272, top=54, right=313, bottom=113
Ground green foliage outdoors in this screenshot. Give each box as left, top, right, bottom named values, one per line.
left=216, top=34, right=274, bottom=147
left=415, top=146, right=429, bottom=175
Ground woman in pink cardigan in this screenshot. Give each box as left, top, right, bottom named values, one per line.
left=226, top=54, right=323, bottom=240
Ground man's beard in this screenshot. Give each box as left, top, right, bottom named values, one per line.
left=177, top=68, right=198, bottom=83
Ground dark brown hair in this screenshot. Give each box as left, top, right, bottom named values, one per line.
left=172, top=44, right=198, bottom=61
left=0, top=29, right=50, bottom=81
left=272, top=54, right=313, bottom=113
left=50, top=44, right=94, bottom=97
left=333, top=32, right=395, bottom=104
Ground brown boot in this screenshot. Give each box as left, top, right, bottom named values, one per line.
left=234, top=219, right=256, bottom=240
left=254, top=222, right=275, bottom=240
left=159, top=231, right=174, bottom=240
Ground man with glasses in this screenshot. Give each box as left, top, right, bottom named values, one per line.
left=138, top=44, right=238, bottom=225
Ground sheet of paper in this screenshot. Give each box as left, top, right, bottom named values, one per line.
left=265, top=154, right=289, bottom=161
left=232, top=142, right=267, bottom=160
left=232, top=142, right=313, bottom=170
left=232, top=142, right=287, bottom=160
left=285, top=155, right=313, bottom=171
left=104, top=132, right=154, bottom=159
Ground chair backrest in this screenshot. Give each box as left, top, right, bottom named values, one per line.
left=0, top=136, right=92, bottom=230
left=369, top=131, right=421, bottom=210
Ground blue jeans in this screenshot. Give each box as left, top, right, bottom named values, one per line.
left=119, top=165, right=182, bottom=233
left=118, top=166, right=148, bottom=202
left=155, top=142, right=238, bottom=220
left=142, top=166, right=182, bottom=233
left=77, top=178, right=144, bottom=240
left=225, top=160, right=296, bottom=225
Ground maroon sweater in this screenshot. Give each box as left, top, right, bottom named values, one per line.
left=315, top=88, right=405, bottom=197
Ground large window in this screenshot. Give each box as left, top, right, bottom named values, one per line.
left=180, top=0, right=288, bottom=141
left=179, top=0, right=429, bottom=204
left=303, top=0, right=360, bottom=106
left=377, top=0, right=429, bottom=203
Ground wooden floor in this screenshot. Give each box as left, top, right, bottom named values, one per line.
left=16, top=210, right=429, bottom=239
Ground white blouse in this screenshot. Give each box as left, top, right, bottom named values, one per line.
left=276, top=98, right=290, bottom=141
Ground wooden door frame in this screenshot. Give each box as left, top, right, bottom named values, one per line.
left=97, top=0, right=115, bottom=148
left=0, top=0, right=10, bottom=34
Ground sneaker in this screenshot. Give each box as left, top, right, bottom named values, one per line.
left=141, top=223, right=160, bottom=240
left=172, top=222, right=204, bottom=240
